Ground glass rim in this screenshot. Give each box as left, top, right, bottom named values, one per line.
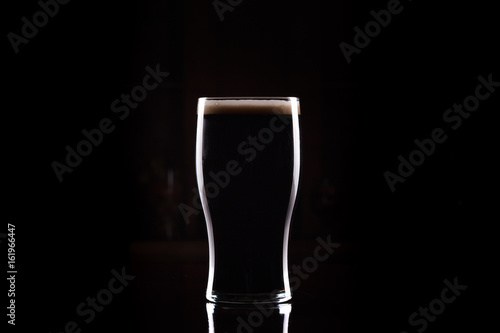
left=198, top=96, right=299, bottom=101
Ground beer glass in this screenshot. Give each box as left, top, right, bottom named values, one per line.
left=196, top=97, right=301, bottom=303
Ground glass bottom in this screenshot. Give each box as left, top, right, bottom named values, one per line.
left=207, top=289, right=291, bottom=304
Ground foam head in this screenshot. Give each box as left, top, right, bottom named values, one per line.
left=198, top=97, right=300, bottom=115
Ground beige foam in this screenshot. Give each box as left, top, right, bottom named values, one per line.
left=198, top=97, right=300, bottom=115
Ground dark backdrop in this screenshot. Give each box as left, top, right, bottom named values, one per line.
left=3, top=0, right=498, bottom=332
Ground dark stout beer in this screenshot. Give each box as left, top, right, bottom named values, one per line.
left=196, top=98, right=300, bottom=303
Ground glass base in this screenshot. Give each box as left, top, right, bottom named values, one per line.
left=207, top=289, right=291, bottom=304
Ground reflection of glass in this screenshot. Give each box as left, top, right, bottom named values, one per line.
left=206, top=302, right=291, bottom=333
left=196, top=97, right=301, bottom=303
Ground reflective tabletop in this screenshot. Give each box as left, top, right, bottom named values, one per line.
left=127, top=240, right=361, bottom=332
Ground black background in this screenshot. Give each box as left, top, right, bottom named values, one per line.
left=3, top=0, right=498, bottom=332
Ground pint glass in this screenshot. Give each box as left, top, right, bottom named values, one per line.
left=196, top=97, right=301, bottom=303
